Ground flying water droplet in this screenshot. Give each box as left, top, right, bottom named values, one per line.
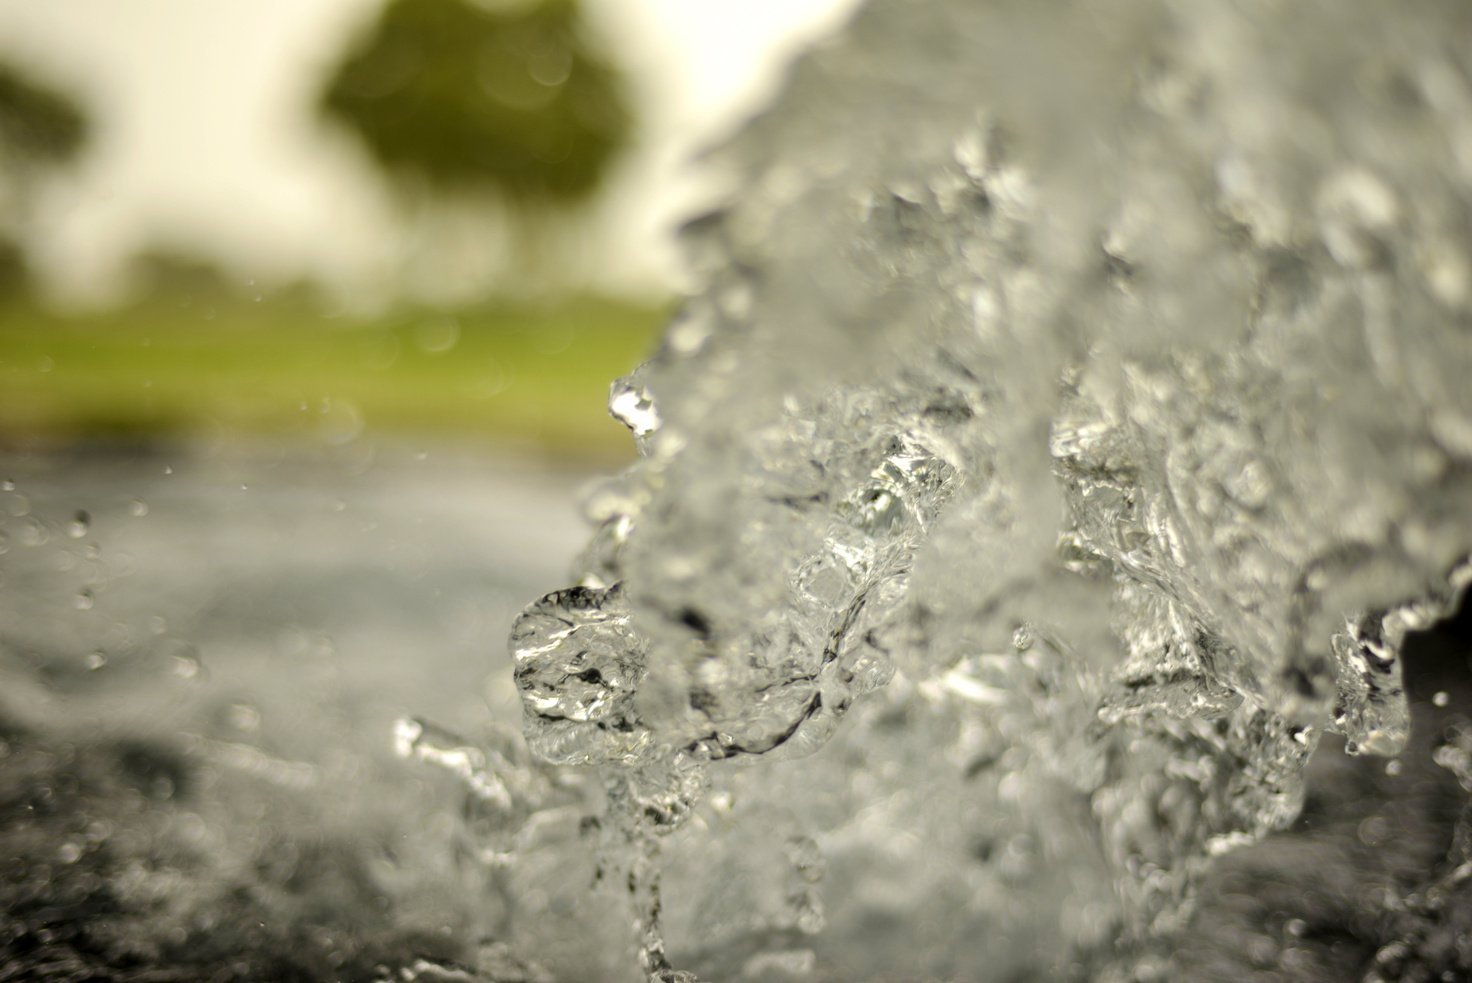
left=16, top=517, right=47, bottom=547
left=227, top=703, right=261, bottom=732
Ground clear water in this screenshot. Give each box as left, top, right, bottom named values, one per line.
left=8, top=0, right=1472, bottom=980
left=498, top=0, right=1472, bottom=979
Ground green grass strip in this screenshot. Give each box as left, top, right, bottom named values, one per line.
left=0, top=294, right=666, bottom=461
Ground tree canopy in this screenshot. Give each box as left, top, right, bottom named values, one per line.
left=0, top=60, right=90, bottom=302
left=0, top=60, right=88, bottom=166
left=320, top=0, right=632, bottom=205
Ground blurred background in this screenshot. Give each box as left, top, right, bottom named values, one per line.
left=0, top=6, right=862, bottom=978
left=0, top=0, right=859, bottom=461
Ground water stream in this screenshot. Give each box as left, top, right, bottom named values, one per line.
left=7, top=1, right=1472, bottom=980
left=494, top=1, right=1472, bottom=978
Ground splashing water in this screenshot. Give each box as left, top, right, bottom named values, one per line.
left=390, top=1, right=1472, bottom=979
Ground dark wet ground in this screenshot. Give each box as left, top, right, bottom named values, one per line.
left=0, top=440, right=589, bottom=981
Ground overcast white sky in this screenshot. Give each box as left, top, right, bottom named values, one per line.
left=0, top=0, right=859, bottom=304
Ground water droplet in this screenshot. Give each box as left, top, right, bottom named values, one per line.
left=1317, top=166, right=1399, bottom=268
left=666, top=311, right=713, bottom=354
left=16, top=517, right=47, bottom=546
left=129, top=499, right=149, bottom=517
left=68, top=509, right=90, bottom=538
left=173, top=654, right=200, bottom=678
left=1434, top=691, right=1451, bottom=707
left=786, top=835, right=825, bottom=884
left=86, top=651, right=107, bottom=670
left=227, top=702, right=261, bottom=732
left=162, top=465, right=174, bottom=476
left=74, top=589, right=94, bottom=611
left=57, top=841, right=82, bottom=864
left=794, top=904, right=826, bottom=936
left=0, top=479, right=13, bottom=491
left=716, top=280, right=754, bottom=320
left=609, top=378, right=661, bottom=438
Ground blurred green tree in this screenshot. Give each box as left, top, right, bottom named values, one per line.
left=0, top=60, right=90, bottom=303
left=319, top=0, right=633, bottom=294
